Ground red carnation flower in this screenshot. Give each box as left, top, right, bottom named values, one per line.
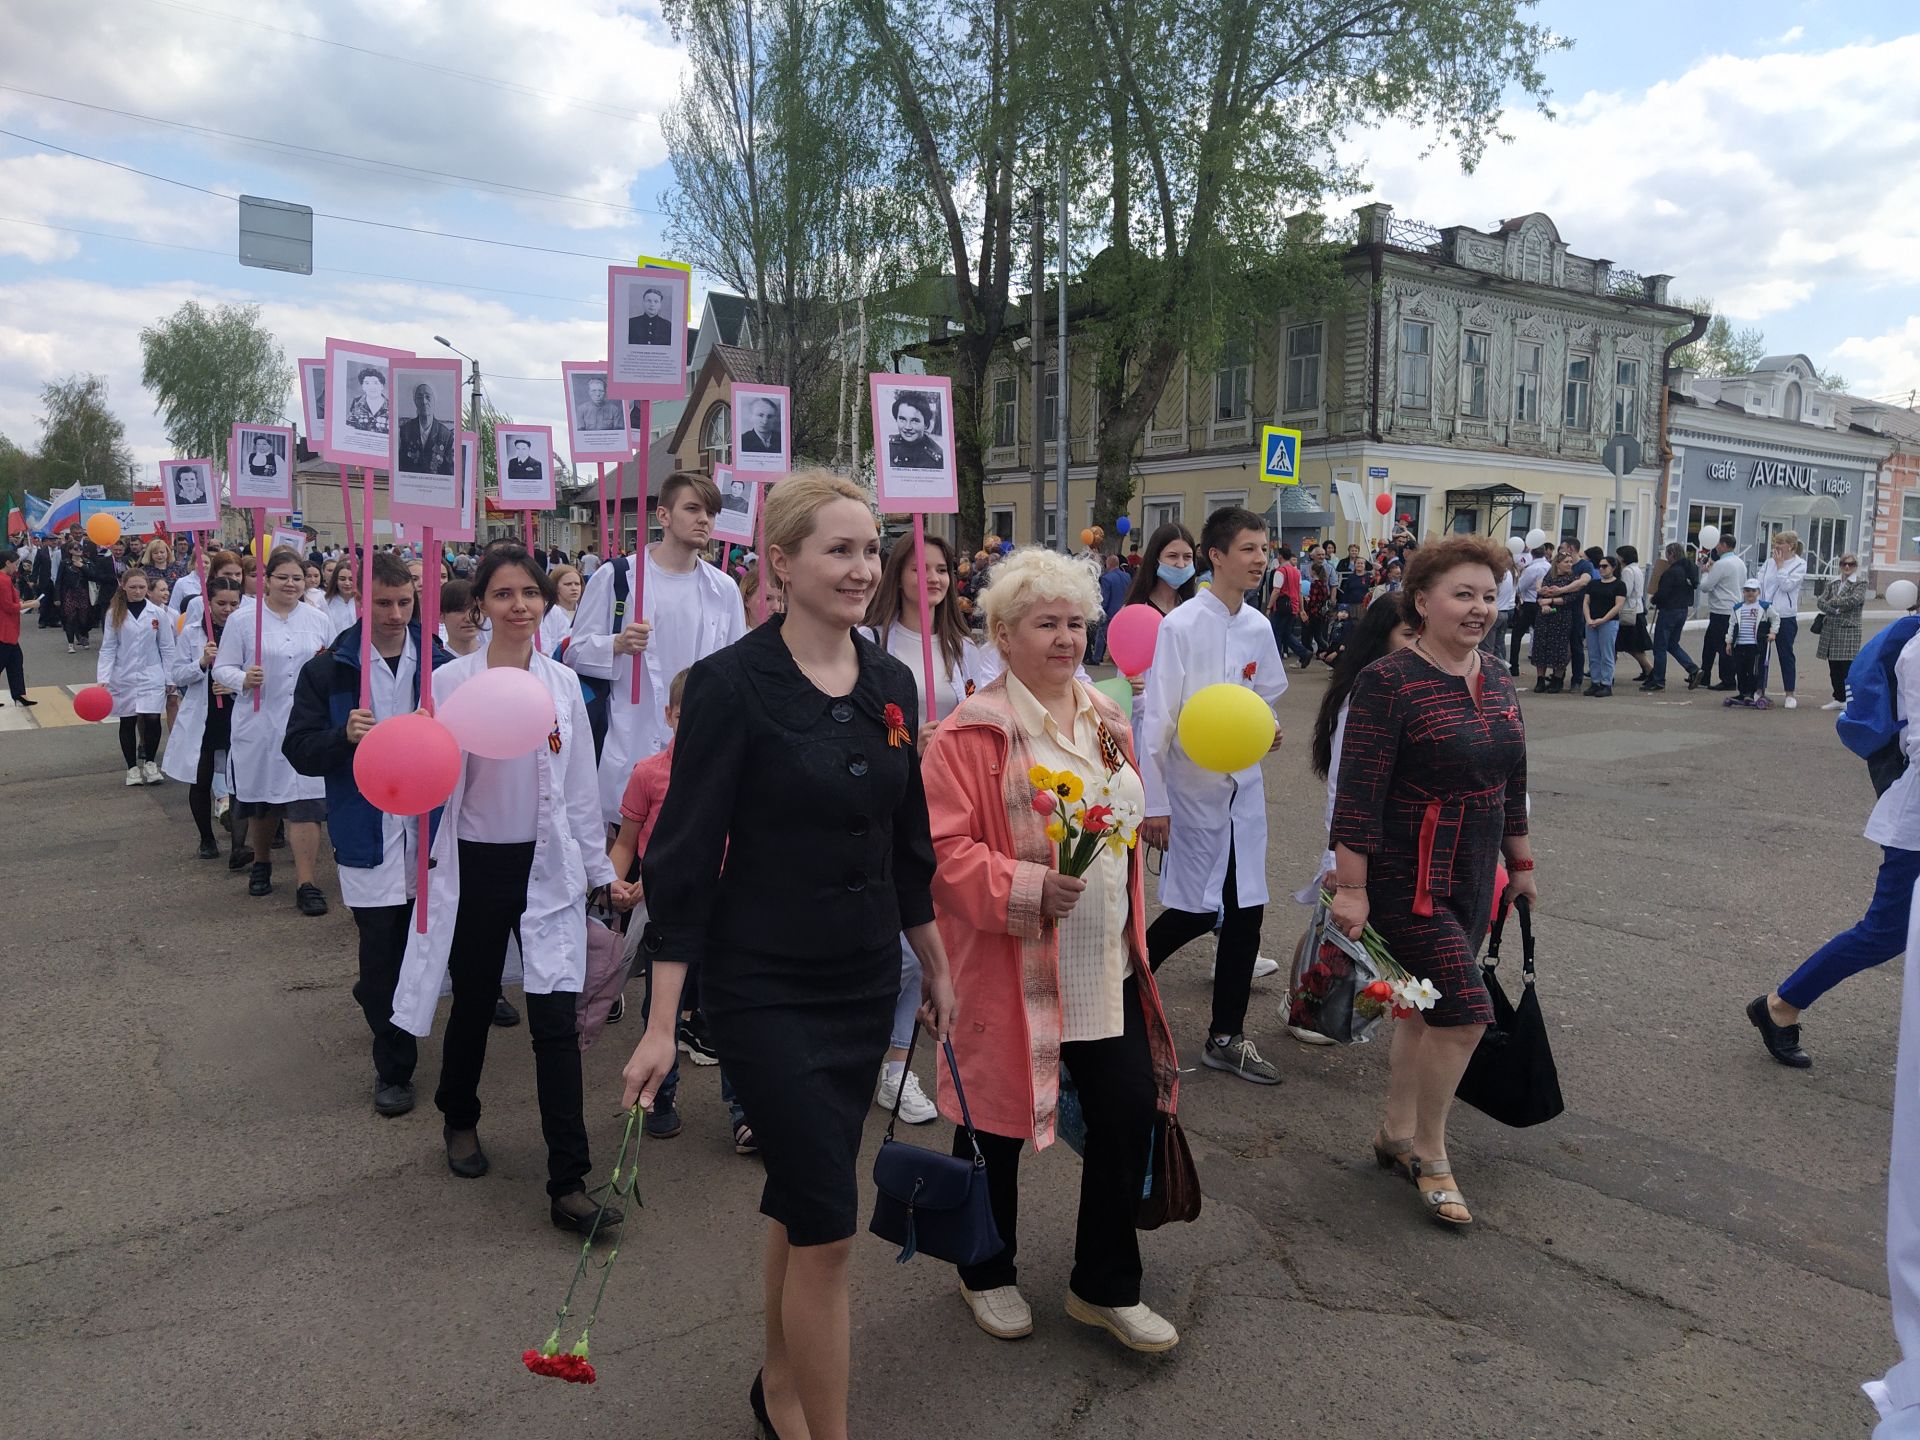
left=1242, top=661, right=1258, bottom=681
left=884, top=703, right=904, bottom=727
left=523, top=1349, right=598, bottom=1384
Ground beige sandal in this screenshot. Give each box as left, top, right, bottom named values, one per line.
left=1412, top=1155, right=1473, bottom=1228
left=1371, top=1129, right=1415, bottom=1184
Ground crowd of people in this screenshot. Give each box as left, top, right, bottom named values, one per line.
left=44, top=477, right=1547, bottom=1440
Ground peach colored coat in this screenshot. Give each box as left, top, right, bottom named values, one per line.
left=921, top=676, right=1180, bottom=1148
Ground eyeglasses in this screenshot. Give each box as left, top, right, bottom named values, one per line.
left=1842, top=561, right=1858, bottom=568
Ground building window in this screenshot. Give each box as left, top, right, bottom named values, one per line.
left=1805, top=516, right=1848, bottom=576
left=1685, top=502, right=1738, bottom=549
left=1460, top=331, right=1489, bottom=418
left=1903, top=495, right=1920, bottom=561
left=1144, top=496, right=1183, bottom=534
left=1398, top=321, right=1431, bottom=408
left=1393, top=492, right=1425, bottom=535
left=1214, top=341, right=1250, bottom=422
left=1508, top=501, right=1534, bottom=539
left=1205, top=490, right=1249, bottom=520
left=1284, top=323, right=1322, bottom=412
left=1041, top=367, right=1059, bottom=441
left=1558, top=501, right=1587, bottom=544
left=1613, top=358, right=1641, bottom=434
left=1783, top=382, right=1803, bottom=423
left=992, top=376, right=1017, bottom=448
left=1565, top=354, right=1591, bottom=430
left=987, top=506, right=1015, bottom=543
left=1450, top=507, right=1477, bottom=534
left=701, top=401, right=731, bottom=466
left=1514, top=343, right=1542, bottom=424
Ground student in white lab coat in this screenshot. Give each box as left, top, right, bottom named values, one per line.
left=389, top=544, right=620, bottom=1234
left=540, top=563, right=581, bottom=654
left=566, top=471, right=747, bottom=823
left=98, top=566, right=176, bottom=786
left=323, top=559, right=359, bottom=639
left=213, top=547, right=335, bottom=916
left=1137, top=505, right=1288, bottom=1084
left=284, top=551, right=455, bottom=1120
left=162, top=578, right=246, bottom=861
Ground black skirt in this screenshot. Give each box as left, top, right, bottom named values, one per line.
left=701, top=941, right=897, bottom=1247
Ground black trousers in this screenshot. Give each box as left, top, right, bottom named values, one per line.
left=957, top=978, right=1156, bottom=1307
left=1732, top=642, right=1759, bottom=699
left=352, top=903, right=419, bottom=1086
left=1568, top=612, right=1587, bottom=684
left=1831, top=659, right=1850, bottom=704
left=1507, top=600, right=1539, bottom=671
left=1146, top=840, right=1262, bottom=1039
left=435, top=840, right=591, bottom=1197
left=1702, top=613, right=1732, bottom=685
left=0, top=640, right=23, bottom=699
left=118, top=714, right=160, bottom=766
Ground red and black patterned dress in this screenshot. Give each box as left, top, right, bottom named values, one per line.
left=1329, top=646, right=1528, bottom=1027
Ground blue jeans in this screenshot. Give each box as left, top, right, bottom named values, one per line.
left=1587, top=618, right=1619, bottom=685
left=1779, top=846, right=1920, bottom=1009
left=1651, top=606, right=1695, bottom=686
left=891, top=934, right=923, bottom=1051
left=1775, top=615, right=1798, bottom=693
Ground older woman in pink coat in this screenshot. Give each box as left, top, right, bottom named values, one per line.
left=920, top=546, right=1181, bottom=1356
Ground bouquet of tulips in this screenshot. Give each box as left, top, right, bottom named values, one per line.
left=1028, top=766, right=1142, bottom=877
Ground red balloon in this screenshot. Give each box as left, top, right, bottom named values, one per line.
left=1373, top=493, right=1393, bottom=515
left=1105, top=604, right=1165, bottom=676
left=353, top=713, right=462, bottom=816
left=1491, top=861, right=1510, bottom=926
left=73, top=685, right=113, bottom=722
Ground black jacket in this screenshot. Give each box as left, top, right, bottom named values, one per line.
left=641, top=618, right=936, bottom=967
left=1652, top=558, right=1698, bottom=611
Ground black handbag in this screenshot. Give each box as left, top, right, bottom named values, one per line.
left=1456, top=896, right=1564, bottom=1128
left=1810, top=613, right=1826, bottom=636
left=869, top=1025, right=1002, bottom=1266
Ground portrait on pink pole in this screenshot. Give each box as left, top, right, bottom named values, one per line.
left=561, top=360, right=633, bottom=462
left=159, top=457, right=219, bottom=532
left=230, top=422, right=295, bottom=513
left=710, top=464, right=759, bottom=546
left=870, top=373, right=959, bottom=515
left=323, top=338, right=411, bottom=466
left=388, top=357, right=464, bottom=529
left=730, top=383, right=791, bottom=477
left=605, top=265, right=689, bottom=403
left=496, top=424, right=557, bottom=511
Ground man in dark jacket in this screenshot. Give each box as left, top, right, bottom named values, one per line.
left=284, top=550, right=454, bottom=1117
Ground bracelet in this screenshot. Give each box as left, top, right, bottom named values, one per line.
left=1506, top=858, right=1535, bottom=872
left=1333, top=880, right=1367, bottom=890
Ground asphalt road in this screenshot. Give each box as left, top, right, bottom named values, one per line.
left=0, top=612, right=1905, bottom=1439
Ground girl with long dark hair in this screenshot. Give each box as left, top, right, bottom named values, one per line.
left=1121, top=522, right=1198, bottom=615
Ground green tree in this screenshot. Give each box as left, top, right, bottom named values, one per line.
left=0, top=432, right=42, bottom=497
left=138, top=301, right=294, bottom=480
left=1073, top=0, right=1562, bottom=534
left=1670, top=299, right=1848, bottom=390
left=38, top=374, right=136, bottom=498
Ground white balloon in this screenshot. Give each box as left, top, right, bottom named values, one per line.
left=1524, top=528, right=1547, bottom=549
left=1889, top=580, right=1919, bottom=612
left=1698, top=525, right=1720, bottom=550
left=1506, top=536, right=1525, bottom=557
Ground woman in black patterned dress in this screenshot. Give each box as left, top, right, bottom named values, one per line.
left=1328, top=535, right=1537, bottom=1229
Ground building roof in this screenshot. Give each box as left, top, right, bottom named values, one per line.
left=705, top=293, right=752, bottom=346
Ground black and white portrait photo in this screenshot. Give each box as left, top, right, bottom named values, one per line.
left=161, top=458, right=219, bottom=531
left=388, top=362, right=462, bottom=516
left=722, top=477, right=750, bottom=514
left=562, top=362, right=632, bottom=461
left=326, top=342, right=402, bottom=464
left=230, top=424, right=294, bottom=509
left=495, top=425, right=556, bottom=509
left=299, top=358, right=326, bottom=446
left=508, top=438, right=543, bottom=479
left=348, top=367, right=389, bottom=434
left=870, top=374, right=959, bottom=514
left=730, top=383, right=791, bottom=477
left=606, top=265, right=688, bottom=397
left=710, top=465, right=757, bottom=545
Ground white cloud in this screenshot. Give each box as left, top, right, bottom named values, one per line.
left=1340, top=34, right=1920, bottom=323
left=1771, top=25, right=1806, bottom=47
left=1833, top=318, right=1920, bottom=400
left=0, top=155, right=223, bottom=261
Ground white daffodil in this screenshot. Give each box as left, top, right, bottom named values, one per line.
left=1404, top=978, right=1441, bottom=1011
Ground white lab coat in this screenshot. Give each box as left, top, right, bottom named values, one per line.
left=390, top=649, right=616, bottom=1035
left=160, top=621, right=226, bottom=783
left=1867, top=875, right=1920, bottom=1436
left=540, top=603, right=576, bottom=655
left=326, top=595, right=358, bottom=639
left=336, top=637, right=423, bottom=911
left=97, top=601, right=175, bottom=717
left=566, top=551, right=747, bottom=823
left=1136, top=588, right=1287, bottom=911
left=212, top=599, right=333, bottom=805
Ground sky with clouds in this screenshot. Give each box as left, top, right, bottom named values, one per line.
left=1, top=0, right=1917, bottom=476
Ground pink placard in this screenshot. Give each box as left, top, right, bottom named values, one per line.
left=323, top=338, right=413, bottom=466
left=561, top=360, right=634, bottom=463
left=496, top=424, right=557, bottom=511
left=711, top=464, right=760, bottom=546
left=870, top=373, right=959, bottom=514
left=231, top=422, right=295, bottom=512
left=388, top=356, right=464, bottom=529
left=298, top=357, right=326, bottom=451
left=605, top=265, right=690, bottom=403
left=438, top=431, right=478, bottom=544
left=730, top=382, right=791, bottom=477
left=159, top=457, right=219, bottom=531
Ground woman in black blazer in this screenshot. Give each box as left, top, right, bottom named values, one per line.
left=624, top=470, right=957, bottom=1440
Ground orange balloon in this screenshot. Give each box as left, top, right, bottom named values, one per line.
left=1080, top=527, right=1096, bottom=547
left=85, top=513, right=121, bottom=547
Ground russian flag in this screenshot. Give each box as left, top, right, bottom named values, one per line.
left=25, top=484, right=84, bottom=536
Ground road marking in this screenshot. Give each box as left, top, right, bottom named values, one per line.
left=0, top=686, right=97, bottom=732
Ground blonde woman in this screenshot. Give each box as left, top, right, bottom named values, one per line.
left=624, top=470, right=956, bottom=1440
left=540, top=563, right=582, bottom=652
left=1758, top=531, right=1807, bottom=708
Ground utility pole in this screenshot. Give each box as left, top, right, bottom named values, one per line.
left=1055, top=158, right=1069, bottom=553
left=1028, top=188, right=1047, bottom=546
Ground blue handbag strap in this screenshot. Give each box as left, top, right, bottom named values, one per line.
left=889, top=1021, right=984, bottom=1162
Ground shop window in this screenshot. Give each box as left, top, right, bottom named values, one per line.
left=1514, top=343, right=1542, bottom=424
left=1686, top=502, right=1739, bottom=549
left=1398, top=321, right=1431, bottom=409
left=1565, top=354, right=1591, bottom=430
left=1613, top=358, right=1641, bottom=435
left=1902, top=495, right=1920, bottom=562
left=1284, top=323, right=1322, bottom=412
left=1805, top=516, right=1848, bottom=577
left=1460, top=331, right=1490, bottom=418
left=991, top=376, right=1017, bottom=448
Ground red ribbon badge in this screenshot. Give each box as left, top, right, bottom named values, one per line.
left=884, top=702, right=909, bottom=749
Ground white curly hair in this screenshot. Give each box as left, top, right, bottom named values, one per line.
left=978, top=544, right=1103, bottom=654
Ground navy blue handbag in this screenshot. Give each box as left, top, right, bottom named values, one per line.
left=869, top=1025, right=1002, bottom=1266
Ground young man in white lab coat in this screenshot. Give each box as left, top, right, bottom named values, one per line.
left=565, top=471, right=748, bottom=826
left=284, top=552, right=453, bottom=1118
left=1138, top=506, right=1289, bottom=1084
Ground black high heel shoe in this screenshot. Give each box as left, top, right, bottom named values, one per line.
left=750, top=1370, right=783, bottom=1440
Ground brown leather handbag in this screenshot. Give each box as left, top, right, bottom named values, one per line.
left=1136, top=1112, right=1202, bottom=1229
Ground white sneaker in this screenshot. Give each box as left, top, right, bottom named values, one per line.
left=1821, top=700, right=1845, bottom=711
left=1209, top=954, right=1282, bottom=981
left=874, top=1066, right=938, bottom=1124
left=1065, top=1292, right=1179, bottom=1352
left=1287, top=1023, right=1336, bottom=1046
left=125, top=765, right=143, bottom=787
left=141, top=761, right=164, bottom=785
left=961, top=1284, right=1032, bottom=1340
left=1783, top=696, right=1798, bottom=710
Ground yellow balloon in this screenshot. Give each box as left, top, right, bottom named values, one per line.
left=1177, top=683, right=1275, bottom=773
left=85, top=512, right=121, bottom=547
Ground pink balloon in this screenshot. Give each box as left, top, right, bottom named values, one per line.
left=1105, top=604, right=1164, bottom=676
left=353, top=713, right=461, bottom=816
left=437, top=666, right=557, bottom=759
left=73, top=685, right=113, bottom=723
left=1491, top=861, right=1510, bottom=927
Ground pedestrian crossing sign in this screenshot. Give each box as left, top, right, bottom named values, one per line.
left=1259, top=425, right=1301, bottom=485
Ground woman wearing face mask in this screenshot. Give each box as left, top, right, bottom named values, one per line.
left=622, top=471, right=956, bottom=1440
left=860, top=532, right=993, bottom=1123
left=213, top=548, right=335, bottom=914
left=1117, top=523, right=1198, bottom=700
left=163, top=578, right=246, bottom=859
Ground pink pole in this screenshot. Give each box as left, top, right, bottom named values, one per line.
left=614, top=457, right=625, bottom=557
left=754, top=485, right=768, bottom=626
left=629, top=402, right=650, bottom=705
left=597, top=462, right=609, bottom=558
left=338, top=464, right=357, bottom=554
left=912, top=514, right=936, bottom=724
left=359, top=456, right=375, bottom=710
left=417, top=528, right=438, bottom=935
left=194, top=535, right=211, bottom=641
left=251, top=510, right=265, bottom=712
